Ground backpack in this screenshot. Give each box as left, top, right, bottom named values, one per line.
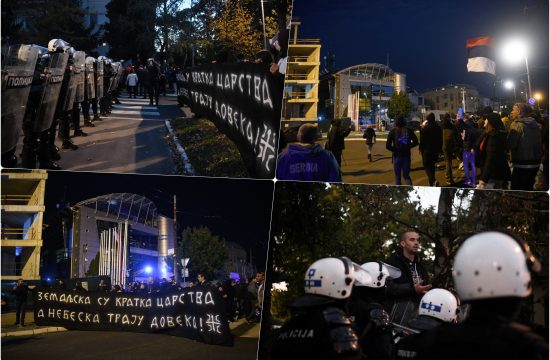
left=394, top=129, right=410, bottom=155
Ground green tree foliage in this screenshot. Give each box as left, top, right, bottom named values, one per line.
left=387, top=91, right=414, bottom=120
left=2, top=0, right=98, bottom=51
left=269, top=183, right=548, bottom=322
left=179, top=226, right=230, bottom=281
left=85, top=252, right=100, bottom=277
left=103, top=0, right=157, bottom=63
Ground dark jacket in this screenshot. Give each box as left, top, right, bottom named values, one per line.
left=507, top=117, right=543, bottom=166
left=363, top=127, right=376, bottom=145
left=460, top=119, right=483, bottom=152
left=386, top=127, right=419, bottom=157
left=384, top=249, right=429, bottom=307
left=11, top=283, right=30, bottom=302
left=327, top=124, right=351, bottom=152
left=478, top=129, right=511, bottom=183
left=415, top=310, right=549, bottom=360
left=442, top=123, right=460, bottom=154
left=276, top=144, right=342, bottom=182
left=419, top=122, right=443, bottom=154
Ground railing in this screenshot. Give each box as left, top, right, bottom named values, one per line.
left=290, top=39, right=321, bottom=44
left=288, top=56, right=315, bottom=63
left=1, top=194, right=33, bottom=206
left=284, top=91, right=316, bottom=100
left=285, top=74, right=310, bottom=81
left=0, top=227, right=37, bottom=241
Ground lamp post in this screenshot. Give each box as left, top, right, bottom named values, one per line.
left=260, top=0, right=268, bottom=49
left=501, top=39, right=532, bottom=100
left=503, top=80, right=516, bottom=101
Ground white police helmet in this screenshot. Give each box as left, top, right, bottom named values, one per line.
left=304, top=257, right=372, bottom=299
left=452, top=231, right=540, bottom=301
left=85, top=56, right=96, bottom=65
left=418, top=288, right=459, bottom=323
left=357, top=262, right=402, bottom=288
left=48, top=39, right=70, bottom=53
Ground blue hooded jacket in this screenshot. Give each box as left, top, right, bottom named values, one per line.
left=276, top=144, right=342, bottom=182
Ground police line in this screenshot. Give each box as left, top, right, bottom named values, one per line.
left=33, top=286, right=234, bottom=346
left=178, top=62, right=283, bottom=179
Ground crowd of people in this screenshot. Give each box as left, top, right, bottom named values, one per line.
left=276, top=104, right=548, bottom=191
left=272, top=230, right=548, bottom=359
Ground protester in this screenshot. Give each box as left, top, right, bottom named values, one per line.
left=386, top=116, right=419, bottom=185
left=362, top=124, right=377, bottom=162
left=419, top=113, right=443, bottom=186
left=385, top=231, right=431, bottom=315
left=126, top=69, right=139, bottom=98
left=11, top=279, right=34, bottom=327
left=458, top=115, right=483, bottom=187
left=507, top=102, right=543, bottom=191
left=326, top=119, right=351, bottom=168
left=477, top=113, right=511, bottom=189
left=441, top=113, right=460, bottom=185
left=276, top=123, right=341, bottom=182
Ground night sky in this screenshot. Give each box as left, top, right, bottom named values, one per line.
left=43, top=171, right=275, bottom=270
left=292, top=0, right=549, bottom=99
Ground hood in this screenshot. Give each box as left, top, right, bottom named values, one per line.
left=391, top=248, right=420, bottom=264
left=287, top=143, right=325, bottom=156
left=516, top=117, right=540, bottom=129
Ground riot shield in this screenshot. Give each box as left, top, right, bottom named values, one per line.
left=60, top=58, right=78, bottom=112
left=32, top=52, right=69, bottom=132
left=85, top=57, right=96, bottom=100
left=96, top=60, right=104, bottom=99
left=111, top=62, right=124, bottom=92
left=1, top=44, right=40, bottom=154
left=73, top=51, right=86, bottom=103
left=389, top=300, right=418, bottom=328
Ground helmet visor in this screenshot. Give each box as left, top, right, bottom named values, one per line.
left=382, top=262, right=402, bottom=279
left=352, top=262, right=373, bottom=286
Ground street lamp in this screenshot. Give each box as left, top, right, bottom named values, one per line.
left=503, top=80, right=516, bottom=101
left=501, top=38, right=532, bottom=100
left=534, top=92, right=542, bottom=111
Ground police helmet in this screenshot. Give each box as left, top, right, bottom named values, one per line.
left=48, top=39, right=71, bottom=53
left=357, top=262, right=402, bottom=288
left=418, top=288, right=459, bottom=323
left=304, top=257, right=372, bottom=300
left=452, top=231, right=540, bottom=301
left=85, top=56, right=96, bottom=65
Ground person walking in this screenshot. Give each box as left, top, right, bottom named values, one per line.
left=386, top=116, right=419, bottom=185
left=363, top=124, right=377, bottom=162
left=126, top=69, right=139, bottom=98
left=419, top=113, right=443, bottom=186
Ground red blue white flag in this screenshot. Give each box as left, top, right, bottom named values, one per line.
left=466, top=36, right=496, bottom=75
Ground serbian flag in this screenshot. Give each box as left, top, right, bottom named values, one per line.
left=466, top=36, right=496, bottom=75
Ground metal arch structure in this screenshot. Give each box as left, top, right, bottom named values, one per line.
left=74, top=193, right=158, bottom=227
left=335, top=63, right=396, bottom=82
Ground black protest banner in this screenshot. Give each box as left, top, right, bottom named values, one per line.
left=179, top=63, right=283, bottom=179
left=33, top=285, right=233, bottom=346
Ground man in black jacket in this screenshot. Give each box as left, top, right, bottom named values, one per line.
left=419, top=113, right=443, bottom=186
left=384, top=231, right=431, bottom=320
left=11, top=279, right=35, bottom=327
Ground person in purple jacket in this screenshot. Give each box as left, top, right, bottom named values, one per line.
left=276, top=123, right=342, bottom=182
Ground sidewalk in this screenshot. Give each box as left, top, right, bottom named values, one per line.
left=1, top=311, right=67, bottom=337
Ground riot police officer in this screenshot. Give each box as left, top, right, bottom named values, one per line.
left=395, top=288, right=460, bottom=359
left=348, top=261, right=402, bottom=360
left=21, top=41, right=69, bottom=169
left=416, top=231, right=548, bottom=360
left=97, top=56, right=112, bottom=116
left=1, top=44, right=39, bottom=167
left=53, top=44, right=79, bottom=150
left=272, top=257, right=371, bottom=360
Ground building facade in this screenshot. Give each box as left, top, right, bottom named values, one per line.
left=422, top=84, right=481, bottom=115
left=1, top=170, right=47, bottom=281
left=282, top=20, right=321, bottom=128
left=319, top=63, right=406, bottom=131
left=70, top=193, right=174, bottom=288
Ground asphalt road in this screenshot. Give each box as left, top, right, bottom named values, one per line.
left=1, top=320, right=260, bottom=360
left=338, top=134, right=466, bottom=186
left=18, top=94, right=184, bottom=174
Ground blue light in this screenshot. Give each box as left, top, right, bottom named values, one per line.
left=144, top=266, right=153, bottom=274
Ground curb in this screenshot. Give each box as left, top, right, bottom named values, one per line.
left=164, top=119, right=196, bottom=176
left=2, top=326, right=67, bottom=337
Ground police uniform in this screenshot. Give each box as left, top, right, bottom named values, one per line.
left=273, top=304, right=361, bottom=360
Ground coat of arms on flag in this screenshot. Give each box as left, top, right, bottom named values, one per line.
left=466, top=36, right=496, bottom=75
